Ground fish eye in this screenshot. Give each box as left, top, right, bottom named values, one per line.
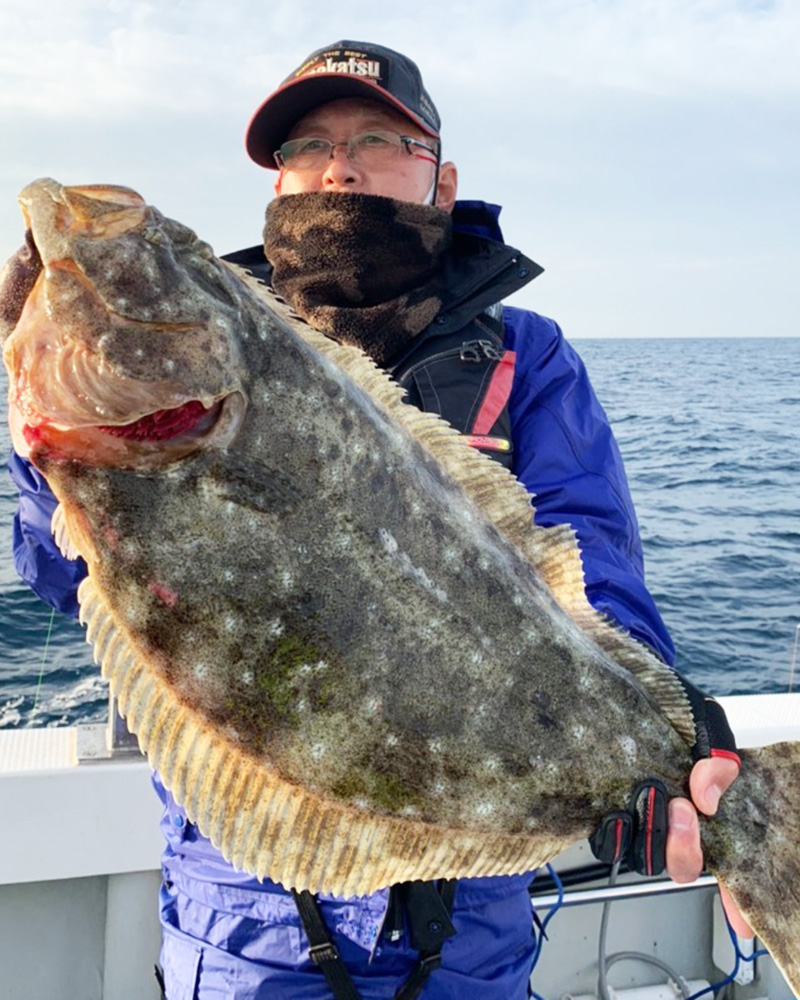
left=142, top=226, right=166, bottom=245
left=193, top=241, right=215, bottom=261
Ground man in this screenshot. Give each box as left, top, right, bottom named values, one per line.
left=8, top=39, right=745, bottom=1000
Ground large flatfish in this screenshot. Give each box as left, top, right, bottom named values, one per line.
left=3, top=179, right=800, bottom=992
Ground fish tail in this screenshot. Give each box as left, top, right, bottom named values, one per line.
left=702, top=741, right=800, bottom=995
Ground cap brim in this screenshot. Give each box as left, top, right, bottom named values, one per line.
left=245, top=74, right=439, bottom=169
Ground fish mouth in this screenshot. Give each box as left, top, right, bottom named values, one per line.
left=21, top=391, right=246, bottom=470
left=96, top=398, right=222, bottom=442
left=2, top=179, right=249, bottom=472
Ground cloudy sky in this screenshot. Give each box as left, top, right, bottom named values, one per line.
left=1, top=0, right=797, bottom=339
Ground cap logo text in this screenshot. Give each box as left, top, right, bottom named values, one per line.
left=301, top=57, right=382, bottom=81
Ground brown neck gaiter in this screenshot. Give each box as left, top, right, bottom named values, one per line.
left=264, top=192, right=452, bottom=366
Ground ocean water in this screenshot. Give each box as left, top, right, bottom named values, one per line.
left=1, top=336, right=799, bottom=729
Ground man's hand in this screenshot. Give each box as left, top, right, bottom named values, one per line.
left=590, top=678, right=750, bottom=936
left=665, top=756, right=753, bottom=938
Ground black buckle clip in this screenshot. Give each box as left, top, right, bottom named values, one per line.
left=460, top=339, right=502, bottom=363
left=308, top=941, right=339, bottom=965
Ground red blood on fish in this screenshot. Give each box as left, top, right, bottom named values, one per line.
left=148, top=581, right=179, bottom=607
left=99, top=400, right=210, bottom=441
left=23, top=424, right=44, bottom=446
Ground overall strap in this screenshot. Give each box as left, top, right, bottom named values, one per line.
left=292, top=889, right=363, bottom=1000
left=292, top=881, right=458, bottom=1000
left=391, top=307, right=516, bottom=471
left=393, top=880, right=458, bottom=1000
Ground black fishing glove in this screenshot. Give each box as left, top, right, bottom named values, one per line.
left=590, top=779, right=670, bottom=876
left=590, top=676, right=740, bottom=877
left=677, top=674, right=740, bottom=769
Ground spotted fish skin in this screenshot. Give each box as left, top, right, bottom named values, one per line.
left=4, top=180, right=800, bottom=994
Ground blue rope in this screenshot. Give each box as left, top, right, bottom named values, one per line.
left=684, top=906, right=768, bottom=1000
left=529, top=863, right=566, bottom=991
left=528, top=865, right=769, bottom=1000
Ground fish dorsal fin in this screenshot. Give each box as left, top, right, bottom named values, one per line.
left=229, top=265, right=694, bottom=745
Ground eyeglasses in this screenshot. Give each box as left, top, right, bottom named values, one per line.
left=274, top=130, right=439, bottom=171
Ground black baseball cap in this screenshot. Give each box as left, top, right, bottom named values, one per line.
left=246, top=41, right=441, bottom=169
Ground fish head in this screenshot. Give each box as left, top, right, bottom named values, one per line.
left=1, top=178, right=247, bottom=471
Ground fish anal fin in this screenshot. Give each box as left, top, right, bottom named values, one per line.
left=52, top=501, right=94, bottom=562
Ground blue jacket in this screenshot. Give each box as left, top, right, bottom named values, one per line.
left=7, top=201, right=674, bottom=999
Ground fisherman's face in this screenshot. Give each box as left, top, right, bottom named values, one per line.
left=274, top=98, right=457, bottom=210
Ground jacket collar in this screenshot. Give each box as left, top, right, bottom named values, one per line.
left=452, top=200, right=505, bottom=242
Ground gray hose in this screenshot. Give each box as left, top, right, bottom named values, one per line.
left=597, top=863, right=692, bottom=1000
